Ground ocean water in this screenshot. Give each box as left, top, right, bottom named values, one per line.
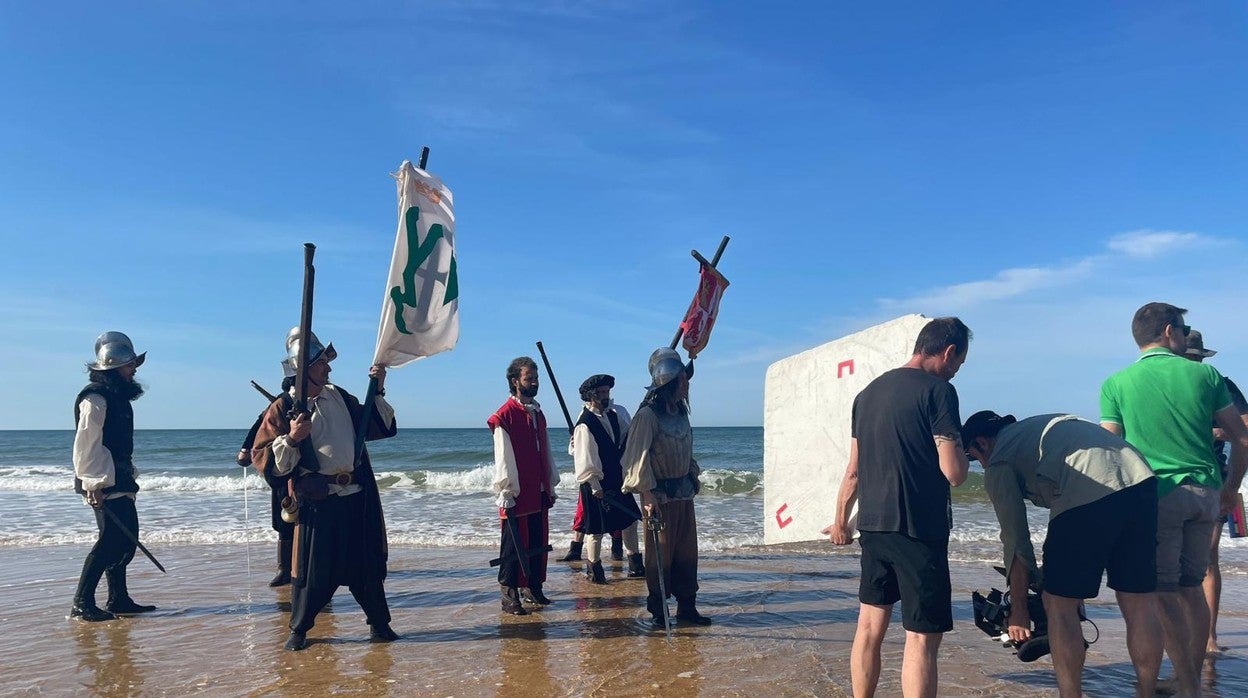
left=3, top=427, right=1246, bottom=574
left=0, top=428, right=762, bottom=551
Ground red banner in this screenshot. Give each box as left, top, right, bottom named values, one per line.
left=680, top=264, right=730, bottom=359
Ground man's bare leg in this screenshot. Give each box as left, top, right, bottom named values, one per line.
left=851, top=603, right=892, bottom=698
left=1182, top=585, right=1211, bottom=676
left=1043, top=592, right=1088, bottom=697
left=1116, top=590, right=1162, bottom=697
left=901, top=630, right=942, bottom=698
left=1203, top=523, right=1223, bottom=655
left=1157, top=590, right=1200, bottom=696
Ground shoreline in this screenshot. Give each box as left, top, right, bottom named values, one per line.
left=2, top=543, right=1247, bottom=696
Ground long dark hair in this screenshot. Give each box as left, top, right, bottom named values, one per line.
left=641, top=375, right=689, bottom=416
left=87, top=368, right=145, bottom=401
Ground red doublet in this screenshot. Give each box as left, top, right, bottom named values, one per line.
left=488, top=397, right=553, bottom=519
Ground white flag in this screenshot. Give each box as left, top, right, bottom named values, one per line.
left=372, top=160, right=459, bottom=368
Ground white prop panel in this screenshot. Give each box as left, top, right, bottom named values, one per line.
left=763, top=314, right=930, bottom=544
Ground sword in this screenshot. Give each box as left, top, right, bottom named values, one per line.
left=488, top=531, right=553, bottom=568
left=496, top=511, right=536, bottom=581
left=647, top=511, right=673, bottom=644
left=97, top=502, right=166, bottom=573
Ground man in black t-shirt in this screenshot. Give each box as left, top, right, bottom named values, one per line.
left=823, top=317, right=971, bottom=698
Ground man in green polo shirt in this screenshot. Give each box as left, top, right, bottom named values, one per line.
left=1100, top=302, right=1248, bottom=697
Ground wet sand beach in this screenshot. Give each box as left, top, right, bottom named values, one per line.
left=2, top=543, right=1247, bottom=697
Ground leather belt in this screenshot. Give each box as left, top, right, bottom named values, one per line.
left=327, top=471, right=355, bottom=486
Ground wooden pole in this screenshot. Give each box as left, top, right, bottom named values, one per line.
left=535, top=341, right=575, bottom=433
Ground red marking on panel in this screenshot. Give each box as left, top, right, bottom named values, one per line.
left=837, top=359, right=855, bottom=378
left=776, top=503, right=793, bottom=529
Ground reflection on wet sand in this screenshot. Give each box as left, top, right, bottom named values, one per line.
left=74, top=620, right=143, bottom=696
left=499, top=619, right=554, bottom=698
left=2, top=544, right=1246, bottom=696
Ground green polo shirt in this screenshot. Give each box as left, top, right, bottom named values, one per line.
left=1100, top=347, right=1233, bottom=498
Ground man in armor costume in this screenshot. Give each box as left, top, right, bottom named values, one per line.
left=71, top=331, right=156, bottom=622
left=250, top=328, right=399, bottom=651
left=622, top=348, right=711, bottom=626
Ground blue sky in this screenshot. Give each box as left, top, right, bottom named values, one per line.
left=1, top=1, right=1246, bottom=429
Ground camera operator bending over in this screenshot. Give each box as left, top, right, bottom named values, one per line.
left=964, top=410, right=1162, bottom=698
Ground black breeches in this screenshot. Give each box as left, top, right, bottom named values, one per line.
left=287, top=493, right=390, bottom=632
left=497, top=509, right=549, bottom=588
left=90, top=497, right=138, bottom=572
left=289, top=579, right=391, bottom=633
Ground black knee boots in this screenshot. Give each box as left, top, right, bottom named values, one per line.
left=586, top=560, right=607, bottom=584
left=627, top=553, right=645, bottom=578
left=522, top=585, right=553, bottom=605
left=70, top=553, right=115, bottom=622
left=270, top=538, right=292, bottom=587
left=500, top=585, right=528, bottom=615
left=106, top=565, right=156, bottom=614
left=676, top=597, right=712, bottom=625
left=557, top=540, right=583, bottom=562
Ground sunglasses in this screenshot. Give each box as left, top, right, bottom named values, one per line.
left=1175, top=324, right=1191, bottom=337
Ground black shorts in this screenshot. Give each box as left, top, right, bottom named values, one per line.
left=1042, top=479, right=1158, bottom=598
left=858, top=531, right=952, bottom=633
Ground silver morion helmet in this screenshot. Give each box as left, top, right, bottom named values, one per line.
left=88, top=331, right=146, bottom=371
left=285, top=327, right=337, bottom=369
left=645, top=347, right=686, bottom=391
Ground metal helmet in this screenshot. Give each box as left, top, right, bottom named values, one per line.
left=88, top=331, right=146, bottom=371
left=645, top=347, right=687, bottom=391
left=648, top=347, right=681, bottom=374
left=94, top=331, right=133, bottom=354
left=284, top=327, right=336, bottom=369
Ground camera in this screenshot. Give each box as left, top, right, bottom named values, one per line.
left=971, top=587, right=1052, bottom=662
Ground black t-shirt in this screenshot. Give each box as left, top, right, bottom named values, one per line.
left=852, top=367, right=962, bottom=541
left=1214, top=376, right=1248, bottom=472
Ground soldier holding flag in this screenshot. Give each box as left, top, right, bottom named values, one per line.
left=619, top=237, right=730, bottom=629
left=250, top=329, right=399, bottom=651
left=622, top=348, right=712, bottom=627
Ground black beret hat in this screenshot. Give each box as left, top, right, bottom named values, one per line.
left=579, top=373, right=615, bottom=401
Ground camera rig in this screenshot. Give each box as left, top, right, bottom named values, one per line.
left=972, top=572, right=1097, bottom=662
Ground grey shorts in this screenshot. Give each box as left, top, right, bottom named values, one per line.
left=1156, top=483, right=1219, bottom=591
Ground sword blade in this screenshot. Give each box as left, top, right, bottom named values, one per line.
left=505, top=513, right=533, bottom=583
left=648, top=515, right=672, bottom=644
left=100, top=503, right=166, bottom=573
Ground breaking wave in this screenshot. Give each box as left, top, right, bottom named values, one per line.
left=0, top=464, right=764, bottom=497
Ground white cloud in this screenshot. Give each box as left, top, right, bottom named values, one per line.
left=881, top=229, right=1236, bottom=314
left=1105, top=229, right=1212, bottom=259
left=882, top=258, right=1095, bottom=311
